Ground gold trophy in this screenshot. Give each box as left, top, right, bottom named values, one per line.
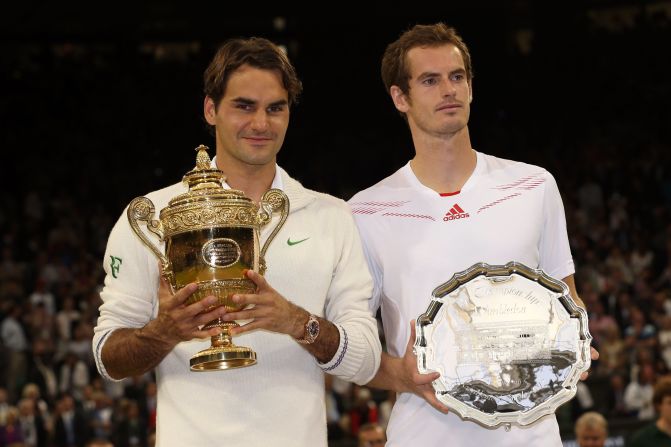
left=127, top=145, right=289, bottom=371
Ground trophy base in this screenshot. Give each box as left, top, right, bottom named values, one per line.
left=190, top=345, right=257, bottom=371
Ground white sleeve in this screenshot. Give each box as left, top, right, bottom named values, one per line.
left=624, top=383, right=643, bottom=411
left=319, top=206, right=381, bottom=385
left=92, top=207, right=160, bottom=381
left=349, top=210, right=383, bottom=314
left=539, top=172, right=575, bottom=280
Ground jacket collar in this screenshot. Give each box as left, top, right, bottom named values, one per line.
left=277, top=166, right=316, bottom=213
left=209, top=157, right=315, bottom=214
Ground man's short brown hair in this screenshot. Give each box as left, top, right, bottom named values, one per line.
left=381, top=22, right=473, bottom=96
left=203, top=37, right=302, bottom=109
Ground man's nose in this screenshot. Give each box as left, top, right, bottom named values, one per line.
left=251, top=110, right=270, bottom=131
left=441, top=78, right=457, bottom=97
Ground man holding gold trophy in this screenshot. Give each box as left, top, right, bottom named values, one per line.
left=350, top=23, right=598, bottom=445
left=93, top=37, right=381, bottom=446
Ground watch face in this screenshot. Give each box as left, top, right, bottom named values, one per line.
left=307, top=319, right=320, bottom=338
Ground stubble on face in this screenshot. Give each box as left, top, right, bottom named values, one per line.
left=402, top=44, right=472, bottom=139
left=205, top=65, right=290, bottom=170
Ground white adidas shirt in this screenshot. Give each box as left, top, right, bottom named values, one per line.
left=349, top=151, right=574, bottom=446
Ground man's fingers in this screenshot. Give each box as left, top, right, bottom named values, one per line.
left=221, top=309, right=256, bottom=322
left=193, top=327, right=223, bottom=339
left=245, top=269, right=269, bottom=290
left=414, top=371, right=440, bottom=386
left=427, top=395, right=450, bottom=414
left=230, top=320, right=261, bottom=336
left=231, top=293, right=260, bottom=307
left=193, top=304, right=228, bottom=326
left=180, top=295, right=219, bottom=318
left=590, top=346, right=600, bottom=361
left=163, top=283, right=199, bottom=308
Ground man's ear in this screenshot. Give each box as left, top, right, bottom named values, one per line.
left=469, top=81, right=474, bottom=103
left=204, top=96, right=217, bottom=125
left=390, top=86, right=410, bottom=113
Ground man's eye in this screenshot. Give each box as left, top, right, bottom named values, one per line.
left=268, top=105, right=285, bottom=113
left=422, top=78, right=437, bottom=86
left=236, top=104, right=253, bottom=111
left=451, top=74, right=465, bottom=81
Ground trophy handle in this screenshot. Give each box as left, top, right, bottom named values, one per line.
left=258, top=189, right=290, bottom=274
left=127, top=197, right=174, bottom=284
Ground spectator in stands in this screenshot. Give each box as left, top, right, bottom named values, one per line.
left=53, top=393, right=91, bottom=447
left=606, top=373, right=629, bottom=418
left=358, top=422, right=386, bottom=447
left=574, top=411, right=608, bottom=447
left=0, top=387, right=10, bottom=425
left=1, top=303, right=29, bottom=403
left=348, top=386, right=378, bottom=438
left=0, top=405, right=24, bottom=445
left=625, top=363, right=657, bottom=420
left=17, top=397, right=49, bottom=447
left=629, top=376, right=671, bottom=446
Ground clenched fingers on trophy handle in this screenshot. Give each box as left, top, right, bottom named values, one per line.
left=231, top=293, right=261, bottom=306
left=166, top=283, right=198, bottom=307
left=229, top=320, right=260, bottom=336
left=193, top=327, right=222, bottom=339
left=194, top=307, right=223, bottom=327
left=187, top=295, right=218, bottom=316
left=221, top=309, right=254, bottom=322
left=244, top=269, right=270, bottom=289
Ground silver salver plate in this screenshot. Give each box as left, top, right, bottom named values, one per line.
left=415, top=262, right=592, bottom=428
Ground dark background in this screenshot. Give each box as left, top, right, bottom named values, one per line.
left=3, top=1, right=668, bottom=207
left=1, top=1, right=671, bottom=446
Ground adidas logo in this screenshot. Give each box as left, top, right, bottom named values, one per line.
left=443, top=204, right=470, bottom=221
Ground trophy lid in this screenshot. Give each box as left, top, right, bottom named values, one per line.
left=166, top=145, right=252, bottom=209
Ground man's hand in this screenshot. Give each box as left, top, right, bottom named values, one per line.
left=152, top=275, right=226, bottom=345
left=101, top=271, right=228, bottom=379
left=580, top=346, right=600, bottom=381
left=223, top=270, right=306, bottom=338
left=400, top=321, right=450, bottom=414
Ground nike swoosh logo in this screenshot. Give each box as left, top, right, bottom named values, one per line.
left=287, top=237, right=310, bottom=246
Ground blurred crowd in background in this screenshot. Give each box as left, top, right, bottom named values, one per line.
left=2, top=2, right=671, bottom=446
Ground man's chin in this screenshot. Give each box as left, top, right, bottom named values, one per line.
left=240, top=153, right=277, bottom=167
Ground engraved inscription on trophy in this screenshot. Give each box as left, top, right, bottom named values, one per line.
left=415, top=262, right=591, bottom=427
left=202, top=238, right=241, bottom=269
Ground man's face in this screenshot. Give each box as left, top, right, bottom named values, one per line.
left=358, top=427, right=386, bottom=447
left=204, top=64, right=289, bottom=169
left=577, top=426, right=607, bottom=447
left=392, top=44, right=472, bottom=139
left=659, top=395, right=671, bottom=427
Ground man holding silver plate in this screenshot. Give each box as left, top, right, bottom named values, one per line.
left=93, top=38, right=381, bottom=446
left=350, top=23, right=598, bottom=446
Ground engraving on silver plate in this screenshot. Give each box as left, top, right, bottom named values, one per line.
left=201, top=238, right=241, bottom=268
left=415, top=262, right=592, bottom=427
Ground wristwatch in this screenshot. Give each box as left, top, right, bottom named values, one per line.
left=296, top=314, right=320, bottom=344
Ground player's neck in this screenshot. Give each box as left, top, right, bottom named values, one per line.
left=215, top=155, right=276, bottom=203
left=410, top=130, right=476, bottom=194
